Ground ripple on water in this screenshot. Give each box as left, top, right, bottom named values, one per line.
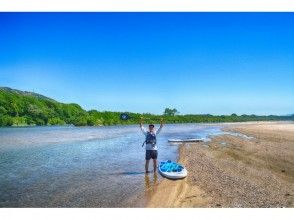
left=0, top=124, right=229, bottom=207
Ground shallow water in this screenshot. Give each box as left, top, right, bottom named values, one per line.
left=0, top=124, right=223, bottom=207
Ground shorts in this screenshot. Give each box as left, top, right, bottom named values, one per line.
left=145, top=150, right=158, bottom=160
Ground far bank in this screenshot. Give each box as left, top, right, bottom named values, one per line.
left=1, top=87, right=293, bottom=127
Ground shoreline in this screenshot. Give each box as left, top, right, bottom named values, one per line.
left=1, top=120, right=293, bottom=128
left=146, top=121, right=294, bottom=207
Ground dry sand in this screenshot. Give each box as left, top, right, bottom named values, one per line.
left=147, top=121, right=294, bottom=208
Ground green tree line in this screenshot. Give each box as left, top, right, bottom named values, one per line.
left=0, top=87, right=293, bottom=127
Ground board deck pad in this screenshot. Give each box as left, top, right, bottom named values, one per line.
left=160, top=161, right=184, bottom=172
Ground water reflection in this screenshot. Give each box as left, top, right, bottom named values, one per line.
left=144, top=172, right=159, bottom=200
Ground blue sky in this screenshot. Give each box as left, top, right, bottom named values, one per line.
left=0, top=13, right=293, bottom=115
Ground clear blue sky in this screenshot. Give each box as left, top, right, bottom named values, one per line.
left=0, top=13, right=293, bottom=115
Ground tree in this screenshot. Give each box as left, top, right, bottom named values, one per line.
left=163, top=108, right=179, bottom=116
left=48, top=118, right=66, bottom=125
left=0, top=115, right=13, bottom=126
left=0, top=106, right=7, bottom=114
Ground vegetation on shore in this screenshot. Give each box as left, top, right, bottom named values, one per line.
left=0, top=87, right=293, bottom=127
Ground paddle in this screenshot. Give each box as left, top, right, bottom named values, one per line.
left=120, top=113, right=131, bottom=120
left=119, top=113, right=160, bottom=121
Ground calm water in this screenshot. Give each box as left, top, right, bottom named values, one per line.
left=0, top=124, right=223, bottom=207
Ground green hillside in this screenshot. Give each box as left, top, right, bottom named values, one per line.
left=0, top=87, right=144, bottom=126
left=0, top=87, right=293, bottom=127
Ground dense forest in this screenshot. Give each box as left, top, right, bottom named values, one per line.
left=0, top=87, right=293, bottom=127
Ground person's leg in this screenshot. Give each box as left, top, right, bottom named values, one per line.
left=153, top=159, right=157, bottom=172
left=145, top=150, right=151, bottom=173
left=145, top=160, right=150, bottom=173
left=152, top=150, right=158, bottom=172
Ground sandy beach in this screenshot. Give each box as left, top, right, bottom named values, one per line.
left=147, top=122, right=294, bottom=208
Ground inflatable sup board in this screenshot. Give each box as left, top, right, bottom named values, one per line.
left=168, top=138, right=204, bottom=143
left=158, top=160, right=187, bottom=179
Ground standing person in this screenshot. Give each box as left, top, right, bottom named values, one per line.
left=140, top=118, right=164, bottom=173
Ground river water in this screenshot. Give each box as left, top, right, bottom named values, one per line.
left=0, top=124, right=224, bottom=207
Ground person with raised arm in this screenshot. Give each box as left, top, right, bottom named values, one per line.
left=140, top=118, right=164, bottom=173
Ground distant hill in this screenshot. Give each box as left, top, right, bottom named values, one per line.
left=0, top=87, right=293, bottom=127
left=0, top=87, right=55, bottom=102
left=0, top=87, right=138, bottom=126
left=0, top=87, right=89, bottom=126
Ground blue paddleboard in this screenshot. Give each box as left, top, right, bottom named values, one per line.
left=158, top=160, right=187, bottom=179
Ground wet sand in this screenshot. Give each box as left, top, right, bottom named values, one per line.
left=147, top=122, right=294, bottom=207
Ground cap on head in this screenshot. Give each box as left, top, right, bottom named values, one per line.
left=149, top=124, right=155, bottom=128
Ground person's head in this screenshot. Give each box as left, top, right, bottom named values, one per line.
left=148, top=124, right=155, bottom=132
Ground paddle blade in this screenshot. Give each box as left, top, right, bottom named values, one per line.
left=120, top=113, right=130, bottom=120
